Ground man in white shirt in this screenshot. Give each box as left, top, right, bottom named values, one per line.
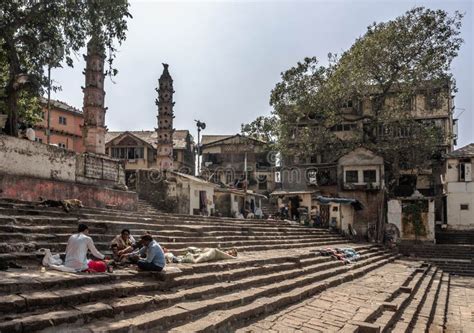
left=64, top=224, right=107, bottom=272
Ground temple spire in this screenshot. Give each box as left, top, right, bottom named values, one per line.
left=82, top=35, right=107, bottom=154
left=155, top=63, right=175, bottom=170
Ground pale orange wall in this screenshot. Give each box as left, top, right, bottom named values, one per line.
left=34, top=105, right=84, bottom=153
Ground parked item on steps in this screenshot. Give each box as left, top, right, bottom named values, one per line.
left=317, top=247, right=360, bottom=264
left=38, top=198, right=84, bottom=212
left=179, top=247, right=238, bottom=264
left=41, top=248, right=63, bottom=266
left=165, top=252, right=181, bottom=263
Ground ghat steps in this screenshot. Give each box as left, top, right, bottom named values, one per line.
left=0, top=199, right=450, bottom=332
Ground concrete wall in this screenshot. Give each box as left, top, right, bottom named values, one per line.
left=0, top=174, right=137, bottom=210
left=445, top=157, right=474, bottom=229
left=447, top=182, right=474, bottom=229
left=0, top=134, right=132, bottom=209
left=186, top=181, right=215, bottom=215
left=340, top=204, right=354, bottom=234
left=387, top=199, right=435, bottom=242
left=0, top=135, right=77, bottom=182
left=0, top=135, right=125, bottom=186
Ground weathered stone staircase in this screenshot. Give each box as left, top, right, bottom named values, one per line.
left=365, top=263, right=450, bottom=333
left=0, top=199, right=407, bottom=332
left=399, top=243, right=474, bottom=276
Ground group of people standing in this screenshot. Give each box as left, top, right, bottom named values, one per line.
left=63, top=224, right=165, bottom=273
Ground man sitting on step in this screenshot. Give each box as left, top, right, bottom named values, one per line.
left=64, top=223, right=108, bottom=272
left=110, top=229, right=136, bottom=263
left=136, top=234, right=166, bottom=272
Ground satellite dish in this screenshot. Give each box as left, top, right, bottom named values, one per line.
left=201, top=122, right=206, bottom=130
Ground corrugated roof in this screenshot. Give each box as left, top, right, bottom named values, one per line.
left=172, top=171, right=216, bottom=186
left=40, top=97, right=82, bottom=114
left=105, top=130, right=193, bottom=149
left=201, top=135, right=232, bottom=146
left=447, top=143, right=474, bottom=158
left=201, top=134, right=267, bottom=147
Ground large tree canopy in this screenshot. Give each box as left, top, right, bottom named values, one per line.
left=243, top=7, right=463, bottom=192
left=0, top=0, right=132, bottom=135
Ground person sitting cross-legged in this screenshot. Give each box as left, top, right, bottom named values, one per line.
left=64, top=223, right=108, bottom=272
left=110, top=228, right=136, bottom=262
left=136, top=234, right=166, bottom=272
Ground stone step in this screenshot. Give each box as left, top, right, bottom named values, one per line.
left=428, top=273, right=449, bottom=332
left=0, top=235, right=347, bottom=254
left=0, top=215, right=327, bottom=236
left=167, top=254, right=400, bottom=333
left=0, top=247, right=385, bottom=333
left=0, top=204, right=287, bottom=226
left=0, top=224, right=332, bottom=241
left=388, top=266, right=438, bottom=332
left=0, top=238, right=350, bottom=264
left=0, top=247, right=377, bottom=315
left=0, top=230, right=342, bottom=244
left=354, top=263, right=430, bottom=332
left=409, top=270, right=443, bottom=332
left=80, top=251, right=397, bottom=333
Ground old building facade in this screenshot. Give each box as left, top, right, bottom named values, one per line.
left=444, top=143, right=474, bottom=230
left=105, top=130, right=195, bottom=177
left=200, top=134, right=276, bottom=194
left=34, top=98, right=84, bottom=152
left=279, top=83, right=456, bottom=237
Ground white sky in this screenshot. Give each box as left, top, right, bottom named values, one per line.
left=51, top=0, right=473, bottom=148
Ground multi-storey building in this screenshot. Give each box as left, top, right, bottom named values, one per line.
left=105, top=130, right=195, bottom=176
left=279, top=82, right=457, bottom=236
left=34, top=98, right=84, bottom=153
left=200, top=134, right=276, bottom=194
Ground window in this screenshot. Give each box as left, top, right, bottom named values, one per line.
left=345, top=170, right=358, bottom=183
left=460, top=204, right=469, bottom=210
left=342, top=100, right=353, bottom=108
left=226, top=173, right=233, bottom=184
left=331, top=123, right=357, bottom=132
left=59, top=116, right=67, bottom=125
left=459, top=161, right=472, bottom=182
left=58, top=143, right=66, bottom=149
left=111, top=147, right=144, bottom=160
left=363, top=170, right=377, bottom=183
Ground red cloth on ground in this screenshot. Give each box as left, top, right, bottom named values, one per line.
left=87, top=260, right=107, bottom=272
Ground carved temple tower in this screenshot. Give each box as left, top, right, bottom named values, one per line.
left=82, top=36, right=107, bottom=154
left=155, top=63, right=175, bottom=170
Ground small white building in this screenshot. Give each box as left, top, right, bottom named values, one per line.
left=445, top=143, right=474, bottom=230
left=172, top=172, right=216, bottom=216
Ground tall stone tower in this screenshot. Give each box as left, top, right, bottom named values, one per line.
left=82, top=36, right=107, bottom=154
left=155, top=63, right=175, bottom=170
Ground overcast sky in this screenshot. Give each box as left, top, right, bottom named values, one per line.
left=51, top=0, right=473, bottom=147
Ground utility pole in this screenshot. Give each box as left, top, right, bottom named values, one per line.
left=46, top=65, right=51, bottom=144
left=195, top=120, right=206, bottom=175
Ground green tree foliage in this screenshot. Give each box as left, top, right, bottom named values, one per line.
left=244, top=7, right=463, bottom=193
left=241, top=115, right=279, bottom=143
left=0, top=0, right=132, bottom=135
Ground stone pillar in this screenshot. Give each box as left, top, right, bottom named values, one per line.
left=82, top=36, right=107, bottom=154
left=155, top=63, right=175, bottom=170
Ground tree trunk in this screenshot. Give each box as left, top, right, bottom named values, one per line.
left=3, top=32, right=22, bottom=137
left=5, top=80, right=18, bottom=137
